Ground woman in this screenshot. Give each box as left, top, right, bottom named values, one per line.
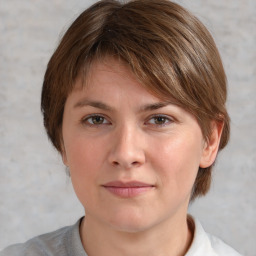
left=1, top=0, right=242, bottom=255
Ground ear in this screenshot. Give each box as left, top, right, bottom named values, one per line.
left=61, top=150, right=68, bottom=167
left=200, top=120, right=224, bottom=168
left=60, top=137, right=69, bottom=167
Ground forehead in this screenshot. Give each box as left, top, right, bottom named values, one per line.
left=71, top=58, right=164, bottom=103
left=73, top=57, right=179, bottom=104
left=88, top=58, right=137, bottom=86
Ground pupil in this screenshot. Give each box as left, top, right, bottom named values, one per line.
left=155, top=117, right=165, bottom=124
left=93, top=116, right=103, bottom=124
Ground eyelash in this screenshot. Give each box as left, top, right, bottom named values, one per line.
left=81, top=114, right=110, bottom=126
left=81, top=114, right=173, bottom=127
left=146, top=115, right=173, bottom=127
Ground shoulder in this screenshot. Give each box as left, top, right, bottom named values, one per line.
left=207, top=233, right=242, bottom=256
left=186, top=216, right=243, bottom=256
left=0, top=225, right=72, bottom=256
left=0, top=219, right=85, bottom=256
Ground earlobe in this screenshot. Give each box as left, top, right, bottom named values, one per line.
left=60, top=138, right=69, bottom=167
left=62, top=150, right=68, bottom=167
left=200, top=121, right=224, bottom=168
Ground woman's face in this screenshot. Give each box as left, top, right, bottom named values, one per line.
left=62, top=58, right=218, bottom=232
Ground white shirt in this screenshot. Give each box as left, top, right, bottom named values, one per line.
left=0, top=216, right=243, bottom=256
left=186, top=218, right=242, bottom=256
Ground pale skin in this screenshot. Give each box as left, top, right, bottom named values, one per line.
left=61, top=58, right=223, bottom=256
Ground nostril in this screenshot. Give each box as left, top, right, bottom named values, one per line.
left=112, top=161, right=119, bottom=166
left=111, top=160, right=141, bottom=168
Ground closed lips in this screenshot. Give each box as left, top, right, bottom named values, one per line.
left=102, top=181, right=155, bottom=198
left=102, top=181, right=154, bottom=188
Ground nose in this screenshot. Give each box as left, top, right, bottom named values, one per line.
left=108, top=124, right=146, bottom=169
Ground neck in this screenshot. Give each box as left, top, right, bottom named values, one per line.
left=80, top=213, right=194, bottom=256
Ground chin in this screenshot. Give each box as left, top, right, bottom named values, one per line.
left=106, top=210, right=157, bottom=234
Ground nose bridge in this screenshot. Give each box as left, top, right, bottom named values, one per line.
left=109, top=122, right=145, bottom=168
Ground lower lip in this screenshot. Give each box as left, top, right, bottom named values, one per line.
left=103, top=186, right=154, bottom=198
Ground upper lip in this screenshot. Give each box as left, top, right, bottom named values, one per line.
left=102, top=181, right=154, bottom=188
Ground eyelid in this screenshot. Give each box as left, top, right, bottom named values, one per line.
left=145, top=114, right=174, bottom=126
left=81, top=114, right=111, bottom=126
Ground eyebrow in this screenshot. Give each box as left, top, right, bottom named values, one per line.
left=74, top=99, right=173, bottom=112
left=74, top=99, right=113, bottom=111
left=140, top=102, right=172, bottom=112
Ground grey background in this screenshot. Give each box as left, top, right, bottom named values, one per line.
left=0, top=0, right=255, bottom=255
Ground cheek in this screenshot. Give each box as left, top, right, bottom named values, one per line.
left=151, top=134, right=203, bottom=191
left=64, top=136, right=105, bottom=197
left=66, top=136, right=104, bottom=184
left=65, top=134, right=104, bottom=169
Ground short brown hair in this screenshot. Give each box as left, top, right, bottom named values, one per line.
left=41, top=0, right=230, bottom=200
